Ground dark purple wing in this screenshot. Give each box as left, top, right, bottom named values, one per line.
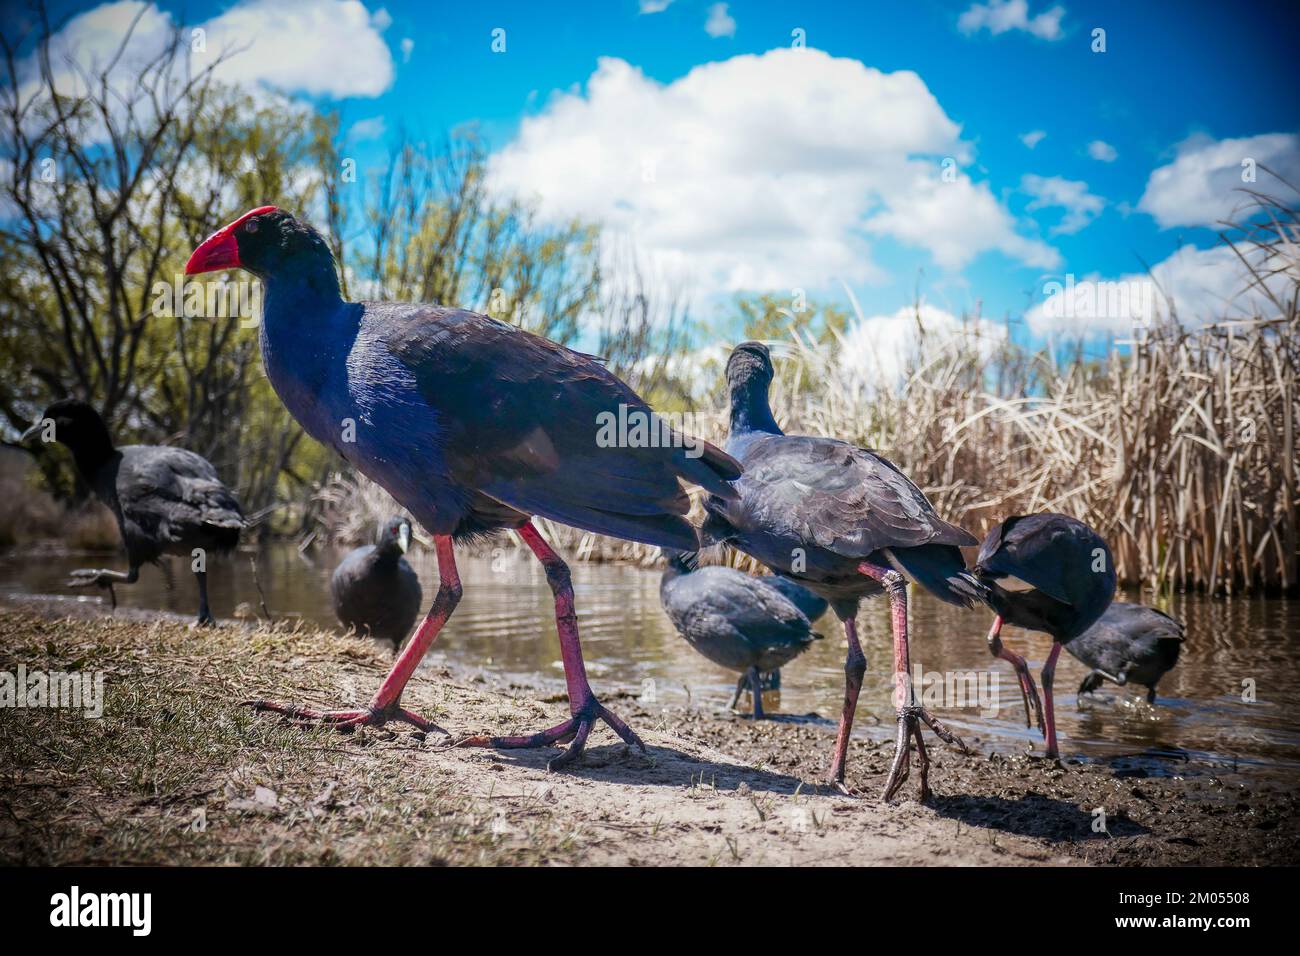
left=379, top=305, right=739, bottom=549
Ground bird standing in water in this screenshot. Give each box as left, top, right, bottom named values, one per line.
left=331, top=516, right=422, bottom=650
left=1070, top=602, right=1182, bottom=704
left=21, top=399, right=242, bottom=625
left=659, top=550, right=822, bottom=718
left=973, top=512, right=1117, bottom=757
left=186, top=207, right=740, bottom=767
left=702, top=342, right=982, bottom=800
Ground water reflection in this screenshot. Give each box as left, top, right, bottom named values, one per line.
left=2, top=543, right=1297, bottom=777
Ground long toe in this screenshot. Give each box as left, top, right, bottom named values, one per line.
left=244, top=698, right=438, bottom=734
left=546, top=717, right=595, bottom=770
left=455, top=700, right=645, bottom=768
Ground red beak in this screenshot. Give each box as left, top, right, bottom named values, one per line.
left=185, top=205, right=278, bottom=275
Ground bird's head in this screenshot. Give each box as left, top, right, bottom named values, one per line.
left=20, top=398, right=115, bottom=474
left=377, top=516, right=413, bottom=554
left=21, top=398, right=111, bottom=451
left=185, top=206, right=334, bottom=282
left=660, top=548, right=700, bottom=573
left=725, top=341, right=775, bottom=391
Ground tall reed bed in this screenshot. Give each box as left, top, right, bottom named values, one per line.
left=319, top=197, right=1299, bottom=595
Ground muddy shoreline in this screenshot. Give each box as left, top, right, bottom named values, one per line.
left=1, top=596, right=1296, bottom=866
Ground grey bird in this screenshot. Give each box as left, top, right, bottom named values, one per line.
left=659, top=550, right=822, bottom=718
left=21, top=399, right=243, bottom=625
left=331, top=516, right=423, bottom=649
left=1069, top=602, right=1183, bottom=703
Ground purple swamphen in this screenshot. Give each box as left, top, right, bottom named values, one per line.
left=20, top=399, right=242, bottom=624
left=701, top=342, right=983, bottom=800
left=972, top=512, right=1117, bottom=757
left=185, top=206, right=741, bottom=766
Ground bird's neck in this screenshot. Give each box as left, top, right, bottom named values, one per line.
left=67, top=434, right=116, bottom=483
left=371, top=541, right=403, bottom=568
left=728, top=383, right=782, bottom=438
left=261, top=254, right=345, bottom=317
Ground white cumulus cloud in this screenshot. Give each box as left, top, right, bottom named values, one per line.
left=1087, top=139, right=1117, bottom=162
left=488, top=50, right=1059, bottom=296
left=1020, top=129, right=1047, bottom=149
left=1021, top=174, right=1104, bottom=234
left=840, top=303, right=1007, bottom=386
left=1026, top=241, right=1298, bottom=335
left=198, top=0, right=394, bottom=98
left=12, top=0, right=395, bottom=116
left=958, top=1, right=1065, bottom=40
left=705, top=4, right=736, bottom=38
left=1138, top=132, right=1300, bottom=229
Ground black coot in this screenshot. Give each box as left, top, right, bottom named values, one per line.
left=1070, top=602, right=1183, bottom=703
left=21, top=399, right=242, bottom=624
left=331, top=516, right=423, bottom=650
left=659, top=550, right=822, bottom=718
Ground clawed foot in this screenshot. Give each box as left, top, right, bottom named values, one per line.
left=881, top=706, right=970, bottom=803
left=67, top=568, right=120, bottom=608
left=828, top=778, right=865, bottom=797
left=67, top=568, right=120, bottom=587
left=456, top=698, right=646, bottom=770
left=1015, top=671, right=1046, bottom=734
left=243, top=698, right=446, bottom=735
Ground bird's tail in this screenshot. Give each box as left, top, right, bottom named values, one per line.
left=670, top=439, right=742, bottom=501
left=886, top=544, right=990, bottom=609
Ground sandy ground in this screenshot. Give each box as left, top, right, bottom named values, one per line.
left=1, top=596, right=1296, bottom=866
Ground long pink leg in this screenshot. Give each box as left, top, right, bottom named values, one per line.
left=246, top=535, right=461, bottom=733
left=1041, top=641, right=1064, bottom=758
left=860, top=561, right=968, bottom=802
left=456, top=522, right=645, bottom=769
left=827, top=615, right=866, bottom=792
left=986, top=615, right=1045, bottom=733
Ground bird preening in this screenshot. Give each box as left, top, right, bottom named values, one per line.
left=18, top=203, right=1182, bottom=805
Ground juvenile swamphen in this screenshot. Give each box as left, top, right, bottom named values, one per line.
left=331, top=516, right=422, bottom=649
left=763, top=573, right=829, bottom=623
left=973, top=512, right=1117, bottom=757
left=186, top=206, right=740, bottom=766
left=701, top=342, right=982, bottom=800
left=1070, top=602, right=1183, bottom=703
left=659, top=550, right=823, bottom=718
left=20, top=399, right=243, bottom=624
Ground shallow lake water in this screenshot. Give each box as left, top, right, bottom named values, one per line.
left=3, top=543, right=1298, bottom=780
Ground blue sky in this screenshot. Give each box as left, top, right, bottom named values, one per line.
left=15, top=0, right=1300, bottom=345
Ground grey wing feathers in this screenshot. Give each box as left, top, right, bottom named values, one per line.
left=731, top=435, right=975, bottom=557
left=668, top=567, right=816, bottom=650
left=118, top=445, right=244, bottom=539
